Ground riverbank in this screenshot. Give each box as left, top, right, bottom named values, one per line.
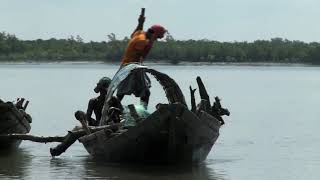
left=0, top=60, right=314, bottom=67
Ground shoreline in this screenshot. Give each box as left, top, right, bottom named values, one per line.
left=0, top=60, right=315, bottom=67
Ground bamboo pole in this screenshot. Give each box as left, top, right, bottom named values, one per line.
left=0, top=125, right=115, bottom=143
left=0, top=133, right=65, bottom=143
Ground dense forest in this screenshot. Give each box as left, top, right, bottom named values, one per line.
left=1, top=32, right=320, bottom=65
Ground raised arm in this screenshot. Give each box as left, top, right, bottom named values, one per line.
left=131, top=8, right=145, bottom=38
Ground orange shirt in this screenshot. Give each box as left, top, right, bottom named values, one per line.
left=121, top=30, right=150, bottom=65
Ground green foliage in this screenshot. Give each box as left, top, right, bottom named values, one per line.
left=0, top=31, right=319, bottom=65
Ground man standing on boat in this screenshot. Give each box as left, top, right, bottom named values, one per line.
left=116, top=8, right=166, bottom=109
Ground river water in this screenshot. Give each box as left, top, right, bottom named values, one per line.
left=0, top=63, right=319, bottom=180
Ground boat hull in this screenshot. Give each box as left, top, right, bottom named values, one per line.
left=0, top=102, right=31, bottom=149
left=79, top=104, right=220, bottom=164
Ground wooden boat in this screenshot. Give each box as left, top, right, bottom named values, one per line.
left=79, top=64, right=229, bottom=164
left=0, top=99, right=32, bottom=149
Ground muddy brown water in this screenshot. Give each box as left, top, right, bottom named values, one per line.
left=1, top=63, right=319, bottom=180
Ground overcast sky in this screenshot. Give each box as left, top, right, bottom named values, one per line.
left=1, top=0, right=319, bottom=42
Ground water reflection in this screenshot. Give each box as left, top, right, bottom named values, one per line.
left=0, top=148, right=32, bottom=179
left=81, top=157, right=223, bottom=180
left=0, top=148, right=224, bottom=180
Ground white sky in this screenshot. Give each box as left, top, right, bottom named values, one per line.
left=1, top=0, right=320, bottom=42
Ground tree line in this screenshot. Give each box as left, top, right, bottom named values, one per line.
left=1, top=32, right=320, bottom=65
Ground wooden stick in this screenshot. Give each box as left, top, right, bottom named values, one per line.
left=196, top=76, right=210, bottom=103
left=196, top=76, right=212, bottom=114
left=0, top=125, right=114, bottom=144
left=23, top=101, right=29, bottom=111
left=0, top=134, right=65, bottom=143
left=189, top=85, right=197, bottom=113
